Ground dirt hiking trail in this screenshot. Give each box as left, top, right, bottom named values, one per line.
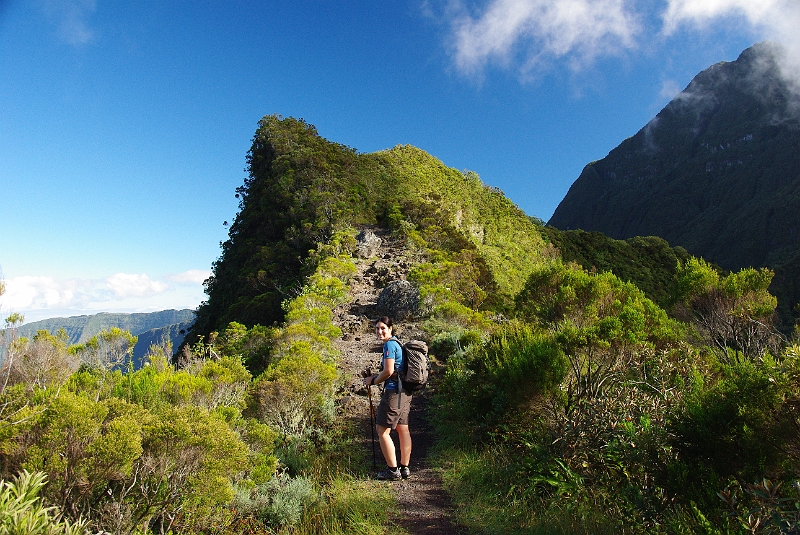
left=332, top=228, right=468, bottom=534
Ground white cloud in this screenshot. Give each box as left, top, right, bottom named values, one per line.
left=661, top=0, right=800, bottom=90
left=165, top=270, right=212, bottom=285
left=2, top=276, right=95, bottom=310
left=662, top=0, right=789, bottom=35
left=106, top=273, right=168, bottom=299
left=0, top=272, right=204, bottom=324
left=449, top=0, right=641, bottom=79
left=40, top=0, right=97, bottom=46
left=443, top=0, right=800, bottom=94
left=659, top=79, right=682, bottom=101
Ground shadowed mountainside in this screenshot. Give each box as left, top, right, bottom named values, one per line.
left=549, top=42, right=800, bottom=328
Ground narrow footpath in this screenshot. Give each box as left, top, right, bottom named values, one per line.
left=331, top=228, right=468, bottom=535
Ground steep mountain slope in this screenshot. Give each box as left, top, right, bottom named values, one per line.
left=192, top=116, right=548, bottom=339
left=549, top=42, right=800, bottom=325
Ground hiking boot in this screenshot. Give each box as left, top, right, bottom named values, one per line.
left=400, top=466, right=411, bottom=479
left=376, top=466, right=401, bottom=481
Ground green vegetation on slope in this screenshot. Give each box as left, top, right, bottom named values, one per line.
left=541, top=227, right=690, bottom=309
left=192, top=115, right=547, bottom=352
left=4, top=113, right=800, bottom=535
left=0, top=238, right=396, bottom=535
left=432, top=257, right=799, bottom=534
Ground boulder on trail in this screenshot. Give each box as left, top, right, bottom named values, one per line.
left=376, top=280, right=420, bottom=320
left=356, top=229, right=382, bottom=259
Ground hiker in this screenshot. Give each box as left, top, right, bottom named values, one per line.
left=363, top=316, right=412, bottom=480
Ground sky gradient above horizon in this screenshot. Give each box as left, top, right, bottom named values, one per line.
left=2, top=0, right=799, bottom=324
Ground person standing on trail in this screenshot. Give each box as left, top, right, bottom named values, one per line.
left=363, top=316, right=412, bottom=480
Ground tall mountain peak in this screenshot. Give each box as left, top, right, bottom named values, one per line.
left=548, top=42, right=800, bottom=327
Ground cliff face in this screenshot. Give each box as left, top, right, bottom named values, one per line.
left=549, top=42, right=800, bottom=273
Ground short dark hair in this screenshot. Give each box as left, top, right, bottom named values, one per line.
left=376, top=316, right=393, bottom=330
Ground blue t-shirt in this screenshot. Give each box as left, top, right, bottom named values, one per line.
left=382, top=337, right=404, bottom=390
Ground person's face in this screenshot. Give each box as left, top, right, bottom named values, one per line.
left=375, top=321, right=392, bottom=342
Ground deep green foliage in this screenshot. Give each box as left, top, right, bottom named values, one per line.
left=0, top=340, right=270, bottom=534
left=434, top=255, right=800, bottom=533
left=666, top=354, right=800, bottom=511
left=542, top=227, right=690, bottom=309
left=436, top=323, right=566, bottom=431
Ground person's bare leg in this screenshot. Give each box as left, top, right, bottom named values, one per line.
left=397, top=424, right=411, bottom=466
left=376, top=424, right=397, bottom=467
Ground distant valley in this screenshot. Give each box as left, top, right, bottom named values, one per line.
left=12, top=309, right=195, bottom=368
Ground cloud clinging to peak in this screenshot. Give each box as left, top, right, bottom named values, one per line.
left=661, top=0, right=800, bottom=90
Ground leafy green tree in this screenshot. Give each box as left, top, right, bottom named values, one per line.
left=251, top=343, right=337, bottom=438
left=674, top=257, right=781, bottom=361
left=516, top=260, right=682, bottom=412
left=70, top=328, right=137, bottom=372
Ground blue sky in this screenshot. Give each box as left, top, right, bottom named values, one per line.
left=1, top=0, right=797, bottom=323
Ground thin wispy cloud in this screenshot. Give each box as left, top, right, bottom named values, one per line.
left=659, top=79, right=682, bottom=101
left=448, top=0, right=641, bottom=79
left=40, top=0, right=97, bottom=46
left=166, top=270, right=212, bottom=285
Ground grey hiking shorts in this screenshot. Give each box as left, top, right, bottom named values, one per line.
left=376, top=388, right=412, bottom=429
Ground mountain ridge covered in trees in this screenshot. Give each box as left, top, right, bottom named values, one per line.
left=190, top=115, right=548, bottom=347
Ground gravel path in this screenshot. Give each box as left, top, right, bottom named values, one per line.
left=332, top=229, right=468, bottom=535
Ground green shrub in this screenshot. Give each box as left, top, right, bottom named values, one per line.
left=233, top=471, right=319, bottom=530
left=667, top=356, right=797, bottom=508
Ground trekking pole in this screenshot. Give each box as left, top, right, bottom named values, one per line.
left=367, top=381, right=377, bottom=468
